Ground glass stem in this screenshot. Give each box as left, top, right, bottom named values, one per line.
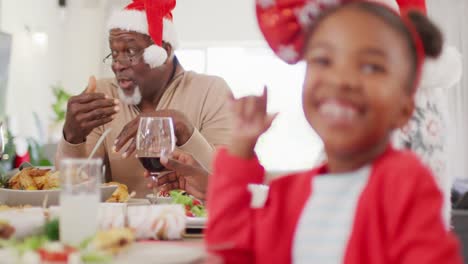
left=151, top=172, right=161, bottom=198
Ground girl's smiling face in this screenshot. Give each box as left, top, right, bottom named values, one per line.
left=302, top=6, right=415, bottom=171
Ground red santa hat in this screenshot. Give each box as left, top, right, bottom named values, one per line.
left=107, top=0, right=178, bottom=68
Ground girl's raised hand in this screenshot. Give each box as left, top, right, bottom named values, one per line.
left=228, top=86, right=277, bottom=159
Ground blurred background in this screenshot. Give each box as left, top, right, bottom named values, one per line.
left=0, top=0, right=466, bottom=177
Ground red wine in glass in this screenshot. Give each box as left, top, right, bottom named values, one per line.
left=136, top=117, right=175, bottom=200
left=138, top=157, right=165, bottom=172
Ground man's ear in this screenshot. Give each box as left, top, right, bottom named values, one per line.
left=394, top=96, right=415, bottom=129
left=162, top=42, right=173, bottom=64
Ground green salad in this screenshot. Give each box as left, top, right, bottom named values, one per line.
left=170, top=190, right=207, bottom=217
left=0, top=219, right=112, bottom=264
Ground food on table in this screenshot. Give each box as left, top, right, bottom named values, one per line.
left=105, top=182, right=131, bottom=203
left=8, top=168, right=59, bottom=190
left=37, top=242, right=77, bottom=263
left=0, top=205, right=32, bottom=212
left=0, top=222, right=119, bottom=263
left=99, top=204, right=186, bottom=240
left=0, top=220, right=15, bottom=239
left=9, top=169, right=36, bottom=190
left=44, top=219, right=59, bottom=241
left=169, top=190, right=207, bottom=217
left=156, top=190, right=170, bottom=197
left=91, top=227, right=135, bottom=255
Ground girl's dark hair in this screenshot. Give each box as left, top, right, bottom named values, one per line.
left=305, top=2, right=443, bottom=92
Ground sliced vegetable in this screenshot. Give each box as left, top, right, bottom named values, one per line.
left=170, top=190, right=207, bottom=217
left=81, top=251, right=112, bottom=263
left=38, top=243, right=76, bottom=262
left=191, top=205, right=206, bottom=217
left=16, top=235, right=48, bottom=254
left=44, top=218, right=59, bottom=241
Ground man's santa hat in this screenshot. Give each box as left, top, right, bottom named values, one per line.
left=107, top=0, right=178, bottom=68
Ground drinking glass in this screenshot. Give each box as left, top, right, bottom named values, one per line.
left=136, top=117, right=175, bottom=195
left=59, top=158, right=102, bottom=245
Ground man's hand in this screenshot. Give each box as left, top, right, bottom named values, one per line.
left=228, top=86, right=277, bottom=159
left=63, top=76, right=119, bottom=144
left=113, top=109, right=194, bottom=158
left=144, top=149, right=209, bottom=200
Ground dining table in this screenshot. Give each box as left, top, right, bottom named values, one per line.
left=0, top=203, right=211, bottom=264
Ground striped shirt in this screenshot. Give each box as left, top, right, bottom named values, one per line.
left=293, top=166, right=371, bottom=263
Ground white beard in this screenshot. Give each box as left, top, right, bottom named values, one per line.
left=117, top=86, right=142, bottom=105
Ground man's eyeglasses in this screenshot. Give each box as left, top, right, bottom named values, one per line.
left=102, top=50, right=144, bottom=66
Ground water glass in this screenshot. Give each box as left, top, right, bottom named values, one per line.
left=59, top=158, right=102, bottom=245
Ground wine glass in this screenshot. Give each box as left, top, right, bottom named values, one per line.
left=0, top=122, right=4, bottom=160
left=136, top=117, right=176, bottom=198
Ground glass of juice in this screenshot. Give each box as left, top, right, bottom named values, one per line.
left=59, top=158, right=102, bottom=246
left=136, top=117, right=175, bottom=196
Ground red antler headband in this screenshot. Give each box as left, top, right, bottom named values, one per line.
left=400, top=11, right=425, bottom=93
left=256, top=0, right=351, bottom=64
left=256, top=0, right=426, bottom=92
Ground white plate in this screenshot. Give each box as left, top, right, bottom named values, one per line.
left=0, top=185, right=117, bottom=207
left=146, top=194, right=172, bottom=204
left=125, top=198, right=151, bottom=206
left=115, top=242, right=206, bottom=264
left=186, top=217, right=207, bottom=229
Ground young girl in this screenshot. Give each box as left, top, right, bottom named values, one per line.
left=204, top=1, right=462, bottom=263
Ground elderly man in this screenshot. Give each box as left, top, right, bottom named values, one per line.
left=55, top=0, right=232, bottom=197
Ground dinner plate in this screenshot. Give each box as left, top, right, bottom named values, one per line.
left=114, top=242, right=206, bottom=264
left=125, top=198, right=151, bottom=206
left=186, top=216, right=207, bottom=229
left=0, top=185, right=117, bottom=206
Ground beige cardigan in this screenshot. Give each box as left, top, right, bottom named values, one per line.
left=56, top=71, right=232, bottom=197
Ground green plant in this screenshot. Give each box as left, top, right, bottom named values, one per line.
left=0, top=128, right=52, bottom=176
left=27, top=137, right=52, bottom=166
left=0, top=128, right=15, bottom=177
left=51, top=85, right=71, bottom=123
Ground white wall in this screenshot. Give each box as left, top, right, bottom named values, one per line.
left=427, top=0, right=468, bottom=179
left=173, top=0, right=263, bottom=46
left=101, top=0, right=265, bottom=76
left=1, top=0, right=65, bottom=140
left=1, top=0, right=264, bottom=141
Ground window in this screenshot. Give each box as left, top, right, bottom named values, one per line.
left=177, top=47, right=323, bottom=172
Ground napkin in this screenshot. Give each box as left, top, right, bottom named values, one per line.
left=98, top=204, right=186, bottom=240
left=0, top=204, right=186, bottom=241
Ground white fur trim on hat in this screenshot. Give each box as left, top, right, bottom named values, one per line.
left=419, top=45, right=463, bottom=91
left=107, top=10, right=148, bottom=35
left=143, top=44, right=168, bottom=68
left=107, top=10, right=179, bottom=49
